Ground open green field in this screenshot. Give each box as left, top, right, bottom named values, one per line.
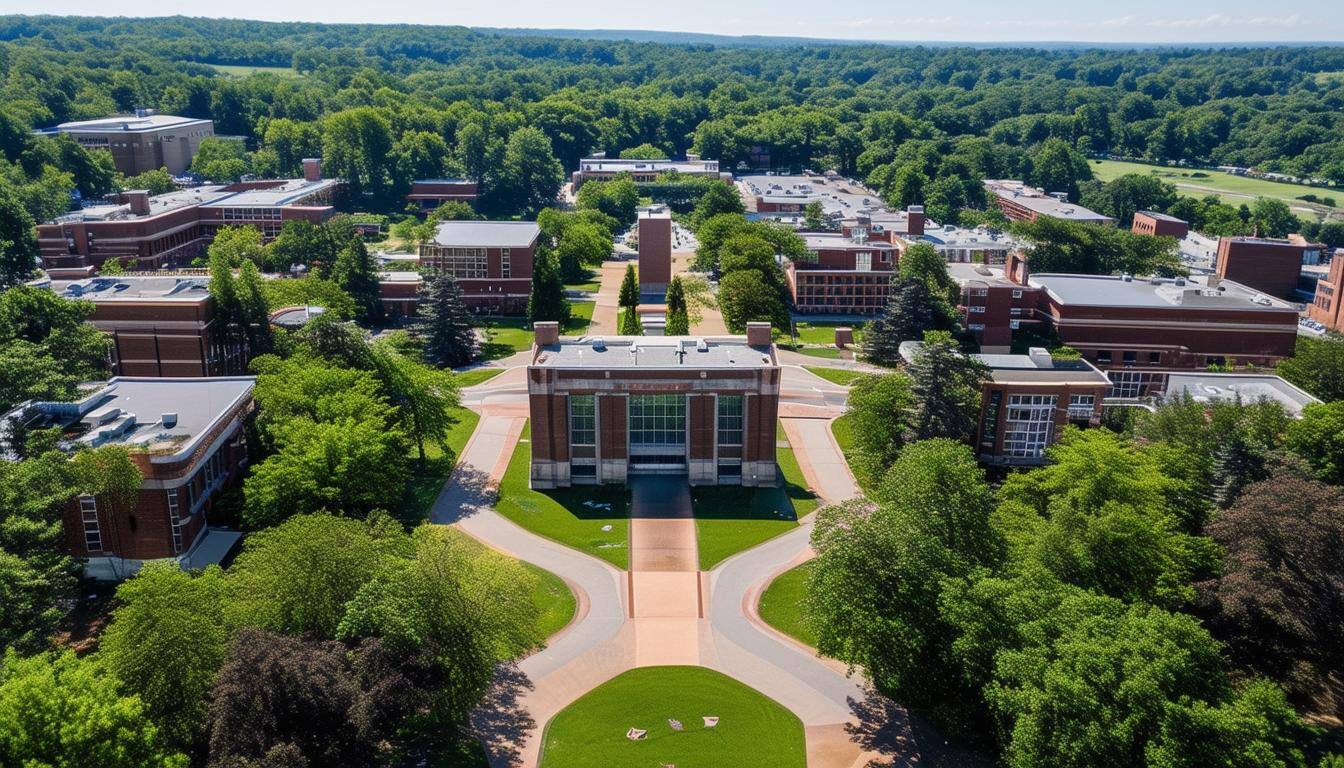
left=454, top=368, right=505, bottom=388
left=1090, top=159, right=1341, bottom=219
left=480, top=302, right=595, bottom=359
left=792, top=321, right=865, bottom=346
left=758, top=560, right=817, bottom=648
left=495, top=423, right=631, bottom=569
left=802, top=366, right=868, bottom=386
left=692, top=427, right=817, bottom=570
left=211, top=63, right=300, bottom=77
left=539, top=666, right=806, bottom=768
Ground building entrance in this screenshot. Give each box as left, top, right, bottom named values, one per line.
left=627, top=394, right=687, bottom=473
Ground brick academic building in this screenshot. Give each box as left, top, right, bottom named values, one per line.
left=527, top=323, right=780, bottom=489
left=37, top=160, right=339, bottom=271
left=785, top=232, right=899, bottom=315
left=44, top=113, right=215, bottom=175
left=2, top=377, right=254, bottom=580
left=418, top=220, right=539, bottom=314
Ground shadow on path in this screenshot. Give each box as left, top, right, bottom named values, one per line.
left=847, top=686, right=991, bottom=768
left=469, top=663, right=536, bottom=768
left=431, top=466, right=494, bottom=524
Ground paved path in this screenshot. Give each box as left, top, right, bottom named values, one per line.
left=587, top=260, right=629, bottom=336
left=670, top=250, right=729, bottom=336
left=433, top=364, right=932, bottom=767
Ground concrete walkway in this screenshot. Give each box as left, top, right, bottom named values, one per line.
left=587, top=260, right=629, bottom=336
left=628, top=476, right=703, bottom=667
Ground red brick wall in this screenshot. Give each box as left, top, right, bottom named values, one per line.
left=638, top=216, right=672, bottom=289
left=1215, top=239, right=1303, bottom=300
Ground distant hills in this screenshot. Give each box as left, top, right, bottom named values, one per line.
left=475, top=27, right=1342, bottom=50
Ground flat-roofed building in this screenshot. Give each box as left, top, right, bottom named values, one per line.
left=2, top=377, right=255, bottom=580
left=985, top=179, right=1115, bottom=225
left=32, top=273, right=247, bottom=377
left=37, top=175, right=341, bottom=271
left=1308, top=253, right=1344, bottom=331
left=899, top=224, right=1019, bottom=265
left=1132, top=210, right=1189, bottom=239
left=1152, top=372, right=1321, bottom=416
left=572, top=155, right=729, bottom=188
left=949, top=262, right=1044, bottom=353
left=1024, top=271, right=1300, bottom=393
left=900, top=341, right=1109, bottom=466
left=405, top=179, right=479, bottom=212
left=739, top=174, right=886, bottom=228
left=785, top=232, right=899, bottom=315
left=43, top=113, right=215, bottom=175
left=418, top=220, right=539, bottom=314
left=527, top=322, right=780, bottom=489
left=1215, top=236, right=1326, bottom=301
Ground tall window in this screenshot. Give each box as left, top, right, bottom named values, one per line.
left=717, top=395, right=744, bottom=446
left=427, top=247, right=487, bottom=278
left=80, top=496, right=102, bottom=552
left=1003, top=394, right=1056, bottom=459
left=569, top=395, right=595, bottom=446
left=166, top=489, right=184, bottom=554
left=501, top=248, right=511, bottom=278
left=854, top=252, right=872, bottom=272
left=628, top=395, right=686, bottom=447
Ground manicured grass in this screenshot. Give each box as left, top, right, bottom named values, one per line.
left=479, top=302, right=595, bottom=359
left=211, top=63, right=299, bottom=77
left=828, top=413, right=874, bottom=494
left=564, top=280, right=601, bottom=293
left=397, top=405, right=479, bottom=525
left=802, top=366, right=867, bottom=386
left=539, top=666, right=806, bottom=768
left=692, top=428, right=816, bottom=570
left=523, top=562, right=578, bottom=640
left=1090, top=159, right=1341, bottom=217
left=758, top=560, right=817, bottom=648
left=495, top=423, right=631, bottom=569
left=454, top=368, right=505, bottom=388
left=791, top=321, right=865, bottom=346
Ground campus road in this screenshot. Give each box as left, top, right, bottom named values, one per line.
left=434, top=359, right=923, bottom=767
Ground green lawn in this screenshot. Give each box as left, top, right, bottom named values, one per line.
left=495, top=423, right=631, bottom=569
left=564, top=280, right=601, bottom=293
left=454, top=368, right=505, bottom=388
left=523, top=562, right=578, bottom=639
left=1090, top=159, right=1341, bottom=217
left=539, top=666, right=806, bottom=768
left=397, top=405, right=479, bottom=525
left=828, top=413, right=874, bottom=494
left=211, top=63, right=299, bottom=77
left=758, top=560, right=817, bottom=648
left=480, top=302, right=595, bottom=359
left=801, top=366, right=867, bottom=386
left=783, top=345, right=844, bottom=360
left=791, top=321, right=865, bottom=346
left=692, top=428, right=816, bottom=570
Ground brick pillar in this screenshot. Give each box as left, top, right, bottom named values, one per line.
left=598, top=394, right=628, bottom=484
left=746, top=322, right=772, bottom=347
left=688, top=394, right=716, bottom=485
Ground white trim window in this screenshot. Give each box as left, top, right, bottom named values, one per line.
left=717, top=395, right=744, bottom=447
left=1003, top=395, right=1056, bottom=458
left=569, top=395, right=596, bottom=447
left=501, top=248, right=512, bottom=278
left=80, top=495, right=102, bottom=552
left=1068, top=394, right=1096, bottom=419
left=854, top=252, right=872, bottom=272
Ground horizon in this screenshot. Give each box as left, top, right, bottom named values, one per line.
left=5, top=1, right=1343, bottom=45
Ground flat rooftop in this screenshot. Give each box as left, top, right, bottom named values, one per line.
left=740, top=174, right=883, bottom=220
left=4, top=377, right=254, bottom=463
left=899, top=341, right=1109, bottom=385
left=54, top=114, right=213, bottom=133
left=947, top=262, right=1020, bottom=288
left=533, top=336, right=776, bottom=370
left=49, top=178, right=338, bottom=223
left=37, top=275, right=212, bottom=302
left=199, top=178, right=339, bottom=208
left=804, top=233, right=895, bottom=251
left=577, top=158, right=720, bottom=174
left=1136, top=210, right=1188, bottom=224
left=985, top=179, right=1115, bottom=224
left=918, top=225, right=1019, bottom=250
left=1162, top=372, right=1321, bottom=416
left=429, top=220, right=540, bottom=248
left=1029, top=272, right=1298, bottom=311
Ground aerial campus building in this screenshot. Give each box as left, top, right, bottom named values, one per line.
left=571, top=154, right=730, bottom=188
left=1, top=377, right=255, bottom=580
left=984, top=179, right=1115, bottom=226
left=40, top=112, right=216, bottom=175
left=526, top=323, right=780, bottom=489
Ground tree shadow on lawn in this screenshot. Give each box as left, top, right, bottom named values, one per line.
left=468, top=662, right=536, bottom=768
left=397, top=453, right=461, bottom=527
left=847, top=686, right=992, bottom=768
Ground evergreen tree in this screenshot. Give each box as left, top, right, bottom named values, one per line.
left=618, top=263, right=639, bottom=309
left=527, top=253, right=571, bottom=326
left=416, top=272, right=477, bottom=367
left=864, top=279, right=951, bottom=365
left=905, top=330, right=987, bottom=443
left=620, top=306, right=642, bottom=335
left=330, top=239, right=382, bottom=321
left=665, top=276, right=689, bottom=335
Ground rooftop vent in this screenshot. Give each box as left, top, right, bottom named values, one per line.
left=696, top=339, right=709, bottom=352
left=591, top=338, right=606, bottom=351
left=161, top=413, right=178, bottom=428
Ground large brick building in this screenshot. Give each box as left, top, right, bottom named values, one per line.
left=785, top=232, right=899, bottom=315
left=38, top=167, right=340, bottom=271
left=43, top=113, right=215, bottom=175
left=572, top=155, right=729, bottom=188
left=984, top=179, right=1115, bottom=225
left=405, top=179, right=479, bottom=213
left=1308, top=254, right=1344, bottom=331
left=34, top=274, right=248, bottom=377
left=1215, top=236, right=1326, bottom=301
left=949, top=262, right=1044, bottom=353
left=527, top=323, right=780, bottom=489
left=3, top=377, right=254, bottom=580
left=417, top=220, right=539, bottom=314
left=1132, top=210, right=1190, bottom=239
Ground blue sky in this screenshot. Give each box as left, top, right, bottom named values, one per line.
left=13, top=0, right=1344, bottom=43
